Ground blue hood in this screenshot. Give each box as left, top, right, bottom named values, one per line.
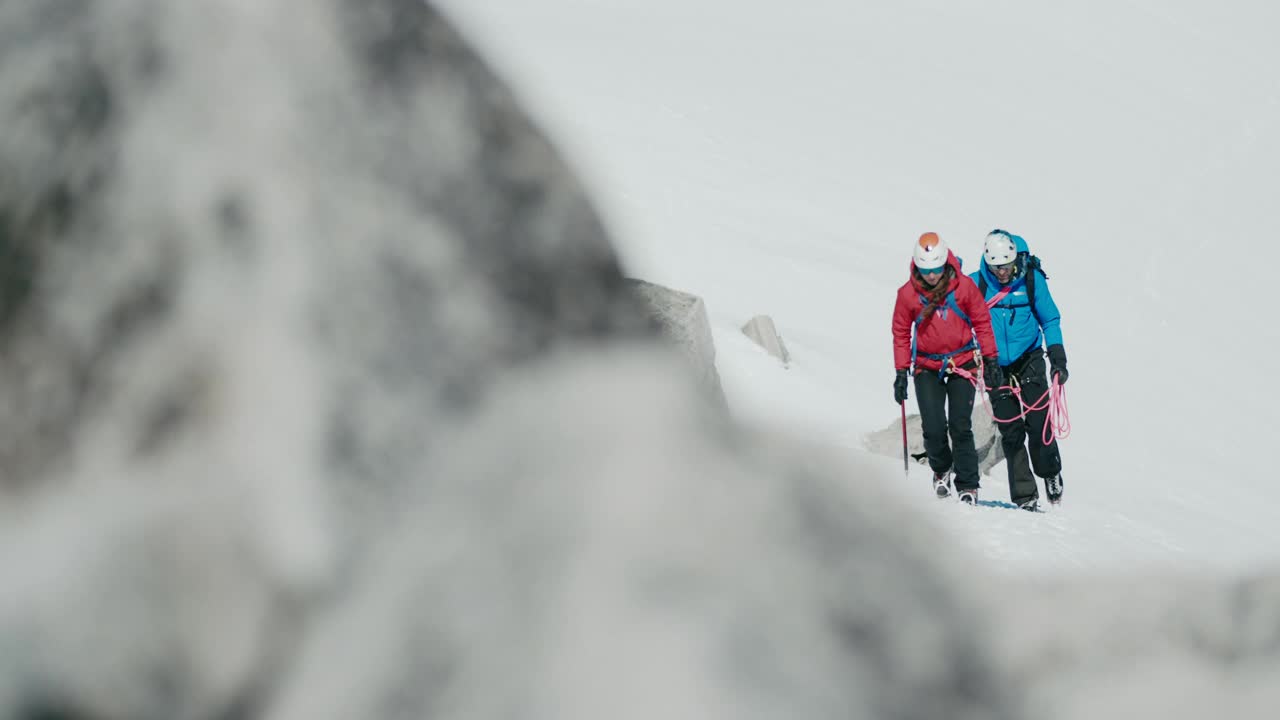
left=969, top=231, right=1065, bottom=365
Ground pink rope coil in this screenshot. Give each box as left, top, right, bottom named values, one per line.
left=948, top=361, right=1071, bottom=445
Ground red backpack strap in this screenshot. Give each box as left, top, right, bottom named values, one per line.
left=985, top=285, right=1015, bottom=309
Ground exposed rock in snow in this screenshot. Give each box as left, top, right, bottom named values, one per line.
left=626, top=278, right=726, bottom=409
left=741, top=315, right=791, bottom=367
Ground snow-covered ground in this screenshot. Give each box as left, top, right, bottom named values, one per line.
left=441, top=0, right=1280, bottom=578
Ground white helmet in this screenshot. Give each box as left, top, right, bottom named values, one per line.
left=983, top=231, right=1018, bottom=267
left=913, top=232, right=948, bottom=270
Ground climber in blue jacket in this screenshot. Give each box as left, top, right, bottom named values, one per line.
left=969, top=230, right=1067, bottom=512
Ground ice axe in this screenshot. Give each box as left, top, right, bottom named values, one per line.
left=900, top=400, right=909, bottom=478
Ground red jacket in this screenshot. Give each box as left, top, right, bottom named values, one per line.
left=892, top=251, right=997, bottom=374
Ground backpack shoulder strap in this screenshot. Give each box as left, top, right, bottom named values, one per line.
left=945, top=290, right=971, bottom=327
left=1023, top=254, right=1048, bottom=306
left=1024, top=267, right=1046, bottom=327
left=914, top=290, right=973, bottom=328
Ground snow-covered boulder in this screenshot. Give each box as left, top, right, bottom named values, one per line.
left=864, top=400, right=1004, bottom=477
left=625, top=278, right=727, bottom=409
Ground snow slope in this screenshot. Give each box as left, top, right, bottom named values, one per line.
left=440, top=0, right=1280, bottom=576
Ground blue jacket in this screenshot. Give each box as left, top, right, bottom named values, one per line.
left=968, top=234, right=1064, bottom=367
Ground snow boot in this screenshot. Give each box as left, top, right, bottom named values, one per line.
left=957, top=488, right=978, bottom=505
left=1045, top=473, right=1064, bottom=505
left=932, top=470, right=953, bottom=499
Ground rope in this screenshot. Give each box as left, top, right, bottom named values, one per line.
left=947, top=359, right=1071, bottom=444
left=1045, top=381, right=1071, bottom=443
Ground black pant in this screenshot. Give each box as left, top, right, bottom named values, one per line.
left=913, top=370, right=979, bottom=491
left=989, top=350, right=1062, bottom=505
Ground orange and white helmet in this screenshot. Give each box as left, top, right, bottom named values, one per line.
left=913, top=232, right=948, bottom=271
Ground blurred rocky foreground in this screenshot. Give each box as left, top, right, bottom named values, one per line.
left=0, top=2, right=1275, bottom=719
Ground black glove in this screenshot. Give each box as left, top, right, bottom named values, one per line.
left=982, top=356, right=1004, bottom=390
left=893, top=369, right=909, bottom=404
left=983, top=357, right=1010, bottom=401
left=1047, top=344, right=1068, bottom=386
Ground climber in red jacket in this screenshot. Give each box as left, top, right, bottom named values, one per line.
left=891, top=232, right=1000, bottom=504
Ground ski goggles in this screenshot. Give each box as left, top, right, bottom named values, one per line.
left=990, top=261, right=1017, bottom=273
left=918, top=266, right=945, bottom=276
